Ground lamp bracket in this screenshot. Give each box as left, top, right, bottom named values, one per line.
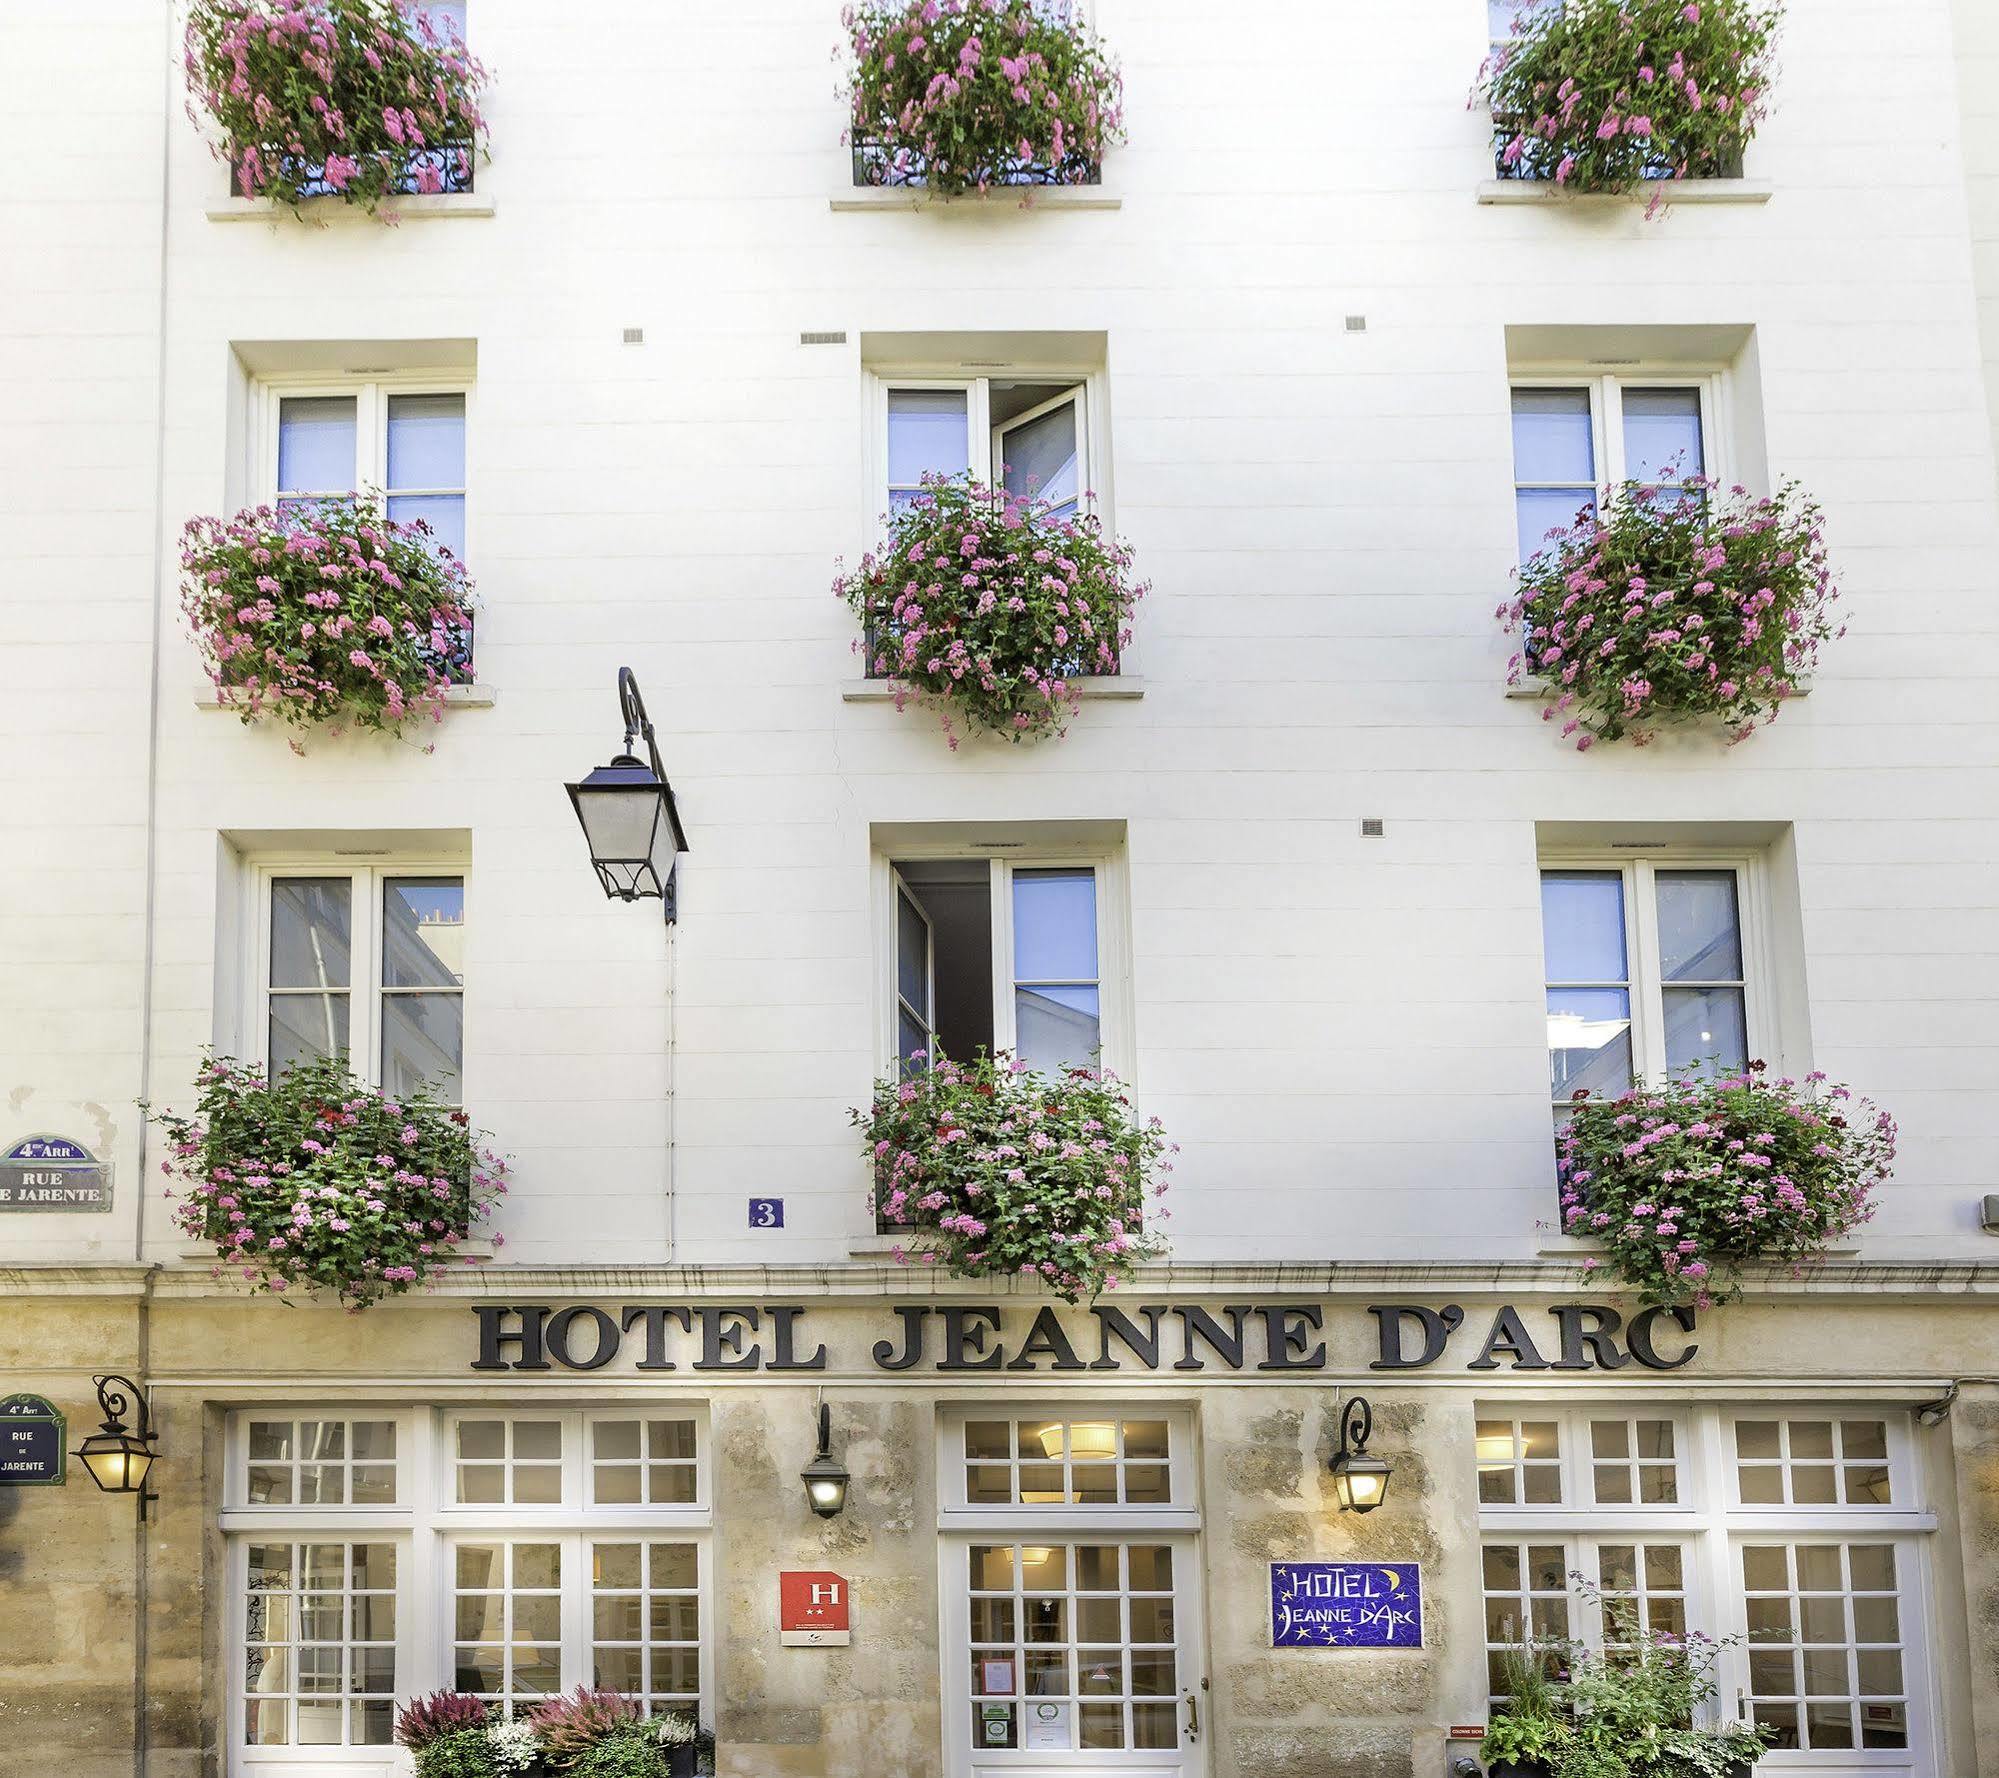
left=1336, top=1394, right=1373, bottom=1460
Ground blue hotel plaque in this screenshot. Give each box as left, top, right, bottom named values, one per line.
left=1270, top=1562, right=1423, bottom=1648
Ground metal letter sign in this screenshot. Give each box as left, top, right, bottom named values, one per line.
left=779, top=1570, right=851, bottom=1646
left=0, top=1395, right=66, bottom=1486
left=0, top=1136, right=112, bottom=1212
left=1270, top=1562, right=1423, bottom=1649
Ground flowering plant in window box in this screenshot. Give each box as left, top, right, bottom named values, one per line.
left=855, top=1050, right=1170, bottom=1302
left=185, top=0, right=490, bottom=214
left=1559, top=1064, right=1894, bottom=1309
left=181, top=498, right=476, bottom=741
left=834, top=475, right=1144, bottom=746
left=843, top=0, right=1124, bottom=193
left=1500, top=477, right=1838, bottom=749
left=1477, top=0, right=1778, bottom=197
left=147, top=1051, right=506, bottom=1311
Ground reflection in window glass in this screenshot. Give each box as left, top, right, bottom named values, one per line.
left=1012, top=869, right=1101, bottom=1073
left=244, top=1541, right=397, bottom=1746
left=381, top=876, right=465, bottom=1102
left=386, top=392, right=468, bottom=560
left=452, top=1541, right=563, bottom=1715
left=269, top=879, right=354, bottom=1076
left=887, top=388, right=970, bottom=508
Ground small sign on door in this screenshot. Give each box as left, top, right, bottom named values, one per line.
left=779, top=1570, right=850, bottom=1646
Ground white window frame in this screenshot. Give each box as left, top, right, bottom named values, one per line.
left=255, top=373, right=472, bottom=535
left=1509, top=369, right=1728, bottom=560
left=1539, top=850, right=1777, bottom=1100
left=1476, top=1401, right=1938, bottom=1767
left=868, top=369, right=1106, bottom=525
left=939, top=1408, right=1198, bottom=1532
left=249, top=857, right=469, bottom=1099
left=873, top=844, right=1134, bottom=1082
left=221, top=1406, right=715, bottom=1767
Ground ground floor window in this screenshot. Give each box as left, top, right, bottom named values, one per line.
left=1476, top=1403, right=1931, bottom=1766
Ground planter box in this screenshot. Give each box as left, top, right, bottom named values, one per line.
left=1489, top=124, right=1744, bottom=184
left=851, top=140, right=1099, bottom=188
left=1486, top=1763, right=1551, bottom=1778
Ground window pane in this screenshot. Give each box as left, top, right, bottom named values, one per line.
left=270, top=992, right=351, bottom=1076
left=888, top=389, right=969, bottom=487
left=897, top=888, right=929, bottom=1010
left=1662, top=986, right=1747, bottom=1078
left=1000, top=401, right=1080, bottom=512
left=387, top=491, right=466, bottom=561
left=1512, top=388, right=1595, bottom=483
left=1517, top=488, right=1595, bottom=561
left=1541, top=872, right=1626, bottom=981
left=386, top=393, right=465, bottom=490
left=278, top=396, right=358, bottom=495
left=1546, top=987, right=1632, bottom=1099
left=381, top=993, right=464, bottom=1102
left=1017, top=985, right=1101, bottom=1074
left=1656, top=871, right=1742, bottom=980
left=272, top=879, right=353, bottom=989
left=1013, top=868, right=1098, bottom=982
left=1622, top=387, right=1704, bottom=485
left=383, top=879, right=466, bottom=988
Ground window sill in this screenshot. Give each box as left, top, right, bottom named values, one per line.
left=196, top=683, right=497, bottom=712
left=177, top=1236, right=494, bottom=1263
left=205, top=193, right=496, bottom=223
left=1537, top=1238, right=1860, bottom=1262
left=830, top=186, right=1121, bottom=212
left=1507, top=680, right=1811, bottom=702
left=843, top=676, right=1143, bottom=703
left=1477, top=178, right=1773, bottom=207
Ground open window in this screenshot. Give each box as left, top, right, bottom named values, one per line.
left=884, top=852, right=1120, bottom=1077
left=880, top=375, right=1091, bottom=518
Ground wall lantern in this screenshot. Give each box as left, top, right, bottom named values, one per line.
left=566, top=667, right=689, bottom=922
left=75, top=1374, right=160, bottom=1520
left=1328, top=1395, right=1392, bottom=1515
left=801, top=1401, right=850, bottom=1520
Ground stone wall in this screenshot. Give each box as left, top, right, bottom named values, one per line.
left=1950, top=1380, right=1999, bottom=1776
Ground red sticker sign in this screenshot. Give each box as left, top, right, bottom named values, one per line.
left=779, top=1571, right=851, bottom=1646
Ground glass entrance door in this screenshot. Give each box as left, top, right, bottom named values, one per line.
left=945, top=1538, right=1206, bottom=1778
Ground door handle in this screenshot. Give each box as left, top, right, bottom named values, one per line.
left=1184, top=1691, right=1199, bottom=1741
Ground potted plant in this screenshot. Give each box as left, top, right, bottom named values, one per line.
left=397, top=1694, right=504, bottom=1778
left=834, top=474, right=1145, bottom=746
left=527, top=1690, right=715, bottom=1777
left=1476, top=0, right=1780, bottom=198
left=1560, top=1063, right=1895, bottom=1307
left=1483, top=1590, right=1770, bottom=1776
left=854, top=1049, right=1170, bottom=1301
left=843, top=0, right=1124, bottom=192
left=147, top=1051, right=507, bottom=1310
left=1500, top=477, right=1838, bottom=749
left=181, top=498, right=476, bottom=742
left=184, top=0, right=491, bottom=214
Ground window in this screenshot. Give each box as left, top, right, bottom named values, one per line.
left=224, top=1407, right=711, bottom=1752
left=878, top=375, right=1093, bottom=520
left=268, top=381, right=468, bottom=561
left=886, top=853, right=1120, bottom=1076
left=1475, top=1404, right=1930, bottom=1758
left=260, top=866, right=466, bottom=1102
left=1541, top=860, right=1754, bottom=1128
left=963, top=1417, right=1172, bottom=1507
left=1511, top=379, right=1710, bottom=561
left=243, top=1540, right=398, bottom=1746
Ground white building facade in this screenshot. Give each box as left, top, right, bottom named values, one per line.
left=2, top=3, right=1998, bottom=1777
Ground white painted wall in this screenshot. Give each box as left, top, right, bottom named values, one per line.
left=3, top=0, right=1996, bottom=1270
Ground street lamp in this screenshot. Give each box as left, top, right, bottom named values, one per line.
left=1328, top=1395, right=1392, bottom=1515
left=801, top=1401, right=850, bottom=1519
left=567, top=667, right=689, bottom=921
left=76, top=1375, right=160, bottom=1521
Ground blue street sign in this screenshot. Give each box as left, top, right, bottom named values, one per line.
left=1270, top=1562, right=1423, bottom=1648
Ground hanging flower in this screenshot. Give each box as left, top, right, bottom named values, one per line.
left=185, top=0, right=490, bottom=215
left=1500, top=477, right=1838, bottom=747
left=843, top=0, right=1123, bottom=193
left=834, top=475, right=1145, bottom=745
left=1558, top=1065, right=1894, bottom=1307
left=1477, top=0, right=1778, bottom=198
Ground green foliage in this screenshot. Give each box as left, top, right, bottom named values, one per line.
left=570, top=1723, right=672, bottom=1778
left=1478, top=0, right=1779, bottom=193
left=413, top=1727, right=502, bottom=1778
left=148, top=1050, right=505, bottom=1310
left=844, top=0, right=1124, bottom=193
left=856, top=1049, right=1170, bottom=1302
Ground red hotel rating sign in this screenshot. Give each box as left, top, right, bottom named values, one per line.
left=779, top=1571, right=851, bottom=1646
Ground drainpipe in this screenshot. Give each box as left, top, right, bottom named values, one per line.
left=132, top=1263, right=163, bottom=1778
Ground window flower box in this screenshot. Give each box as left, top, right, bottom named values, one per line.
left=1500, top=476, right=1838, bottom=749
left=1558, top=1064, right=1895, bottom=1308
left=146, top=1052, right=506, bottom=1311
left=180, top=498, right=478, bottom=741
left=185, top=0, right=491, bottom=216
left=842, top=0, right=1124, bottom=197
left=1476, top=0, right=1778, bottom=204
left=855, top=1050, right=1171, bottom=1303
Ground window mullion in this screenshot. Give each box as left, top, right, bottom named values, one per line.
left=1630, top=863, right=1668, bottom=1085
left=970, top=379, right=994, bottom=483
left=991, top=858, right=1016, bottom=1056
left=1599, top=377, right=1624, bottom=486
left=360, top=867, right=383, bottom=1089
